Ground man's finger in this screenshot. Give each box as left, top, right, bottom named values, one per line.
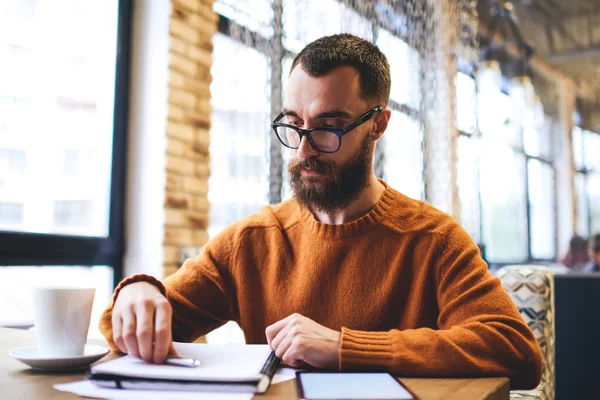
left=270, top=321, right=294, bottom=352
left=135, top=301, right=155, bottom=362
left=121, top=308, right=140, bottom=358
left=273, top=330, right=294, bottom=360
left=153, top=301, right=173, bottom=364
left=281, top=338, right=304, bottom=367
left=265, top=313, right=298, bottom=345
left=112, top=314, right=126, bottom=354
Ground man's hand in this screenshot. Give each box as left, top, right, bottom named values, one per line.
left=112, top=282, right=174, bottom=364
left=265, top=313, right=341, bottom=369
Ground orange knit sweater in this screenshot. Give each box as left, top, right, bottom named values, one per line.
left=100, top=182, right=542, bottom=389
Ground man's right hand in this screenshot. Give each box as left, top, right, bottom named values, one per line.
left=111, top=281, right=174, bottom=364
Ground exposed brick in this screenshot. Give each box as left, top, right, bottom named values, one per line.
left=192, top=229, right=209, bottom=246
left=182, top=142, right=209, bottom=159
left=166, top=137, right=185, bottom=156
left=170, top=36, right=188, bottom=55
left=165, top=209, right=181, bottom=226
left=191, top=195, right=210, bottom=212
left=170, top=52, right=197, bottom=76
left=168, top=106, right=185, bottom=123
left=164, top=227, right=194, bottom=246
left=183, top=110, right=211, bottom=129
left=186, top=212, right=209, bottom=229
left=163, top=246, right=181, bottom=264
left=172, top=0, right=201, bottom=13
left=187, top=45, right=212, bottom=68
left=188, top=14, right=217, bottom=37
left=183, top=176, right=209, bottom=195
left=194, top=162, right=210, bottom=178
left=169, top=87, right=197, bottom=109
left=170, top=70, right=186, bottom=87
left=165, top=0, right=213, bottom=280
left=169, top=18, right=199, bottom=44
left=181, top=77, right=211, bottom=99
left=197, top=38, right=213, bottom=52
left=167, top=121, right=194, bottom=142
left=198, top=3, right=218, bottom=23
left=166, top=154, right=195, bottom=175
left=165, top=193, right=192, bottom=209
left=165, top=174, right=183, bottom=191
left=196, top=66, right=212, bottom=83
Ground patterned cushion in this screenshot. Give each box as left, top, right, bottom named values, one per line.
left=496, top=265, right=554, bottom=400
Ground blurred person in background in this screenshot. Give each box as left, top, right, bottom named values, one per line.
left=584, top=234, right=600, bottom=272
left=561, top=235, right=591, bottom=270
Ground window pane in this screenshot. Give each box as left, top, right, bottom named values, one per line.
left=214, top=0, right=274, bottom=38
left=527, top=159, right=555, bottom=259
left=0, top=265, right=112, bottom=339
left=583, top=130, right=600, bottom=171
left=283, top=0, right=373, bottom=54
left=457, top=135, right=480, bottom=242
left=589, top=173, right=600, bottom=235
left=382, top=111, right=424, bottom=200
left=376, top=29, right=420, bottom=109
left=480, top=143, right=528, bottom=262
left=575, top=172, right=589, bottom=237
left=0, top=202, right=24, bottom=226
left=572, top=127, right=584, bottom=170
left=208, top=34, right=270, bottom=238
left=455, top=73, right=476, bottom=134
left=0, top=1, right=120, bottom=237
left=523, top=99, right=552, bottom=159
left=477, top=64, right=520, bottom=147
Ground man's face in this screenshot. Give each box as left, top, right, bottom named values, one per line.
left=283, top=65, right=379, bottom=212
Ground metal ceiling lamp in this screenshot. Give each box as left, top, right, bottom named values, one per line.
left=480, top=1, right=533, bottom=75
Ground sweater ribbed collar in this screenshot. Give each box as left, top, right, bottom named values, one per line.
left=296, top=179, right=396, bottom=239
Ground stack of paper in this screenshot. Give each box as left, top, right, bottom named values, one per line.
left=54, top=342, right=298, bottom=399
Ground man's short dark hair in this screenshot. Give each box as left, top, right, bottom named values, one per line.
left=290, top=33, right=391, bottom=106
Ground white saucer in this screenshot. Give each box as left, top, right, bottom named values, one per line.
left=9, top=345, right=110, bottom=371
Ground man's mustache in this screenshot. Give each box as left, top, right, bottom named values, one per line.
left=289, top=157, right=335, bottom=175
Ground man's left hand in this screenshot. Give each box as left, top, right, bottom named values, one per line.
left=265, top=313, right=341, bottom=368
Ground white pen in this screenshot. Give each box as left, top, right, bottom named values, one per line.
left=164, top=358, right=202, bottom=368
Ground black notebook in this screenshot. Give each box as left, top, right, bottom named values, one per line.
left=88, top=343, right=279, bottom=394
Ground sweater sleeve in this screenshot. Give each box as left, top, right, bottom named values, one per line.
left=99, top=227, right=239, bottom=350
left=339, top=222, right=543, bottom=390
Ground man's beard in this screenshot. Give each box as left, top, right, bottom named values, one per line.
left=288, top=134, right=374, bottom=213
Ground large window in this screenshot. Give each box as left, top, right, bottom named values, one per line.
left=457, top=65, right=557, bottom=264
left=0, top=0, right=132, bottom=331
left=572, top=126, right=600, bottom=236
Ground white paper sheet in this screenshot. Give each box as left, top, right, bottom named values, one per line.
left=54, top=369, right=298, bottom=400
left=54, top=380, right=254, bottom=400
left=271, top=367, right=299, bottom=384
left=91, top=342, right=272, bottom=382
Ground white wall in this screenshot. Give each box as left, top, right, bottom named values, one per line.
left=123, top=0, right=171, bottom=278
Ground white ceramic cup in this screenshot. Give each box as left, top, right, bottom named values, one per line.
left=32, top=287, right=96, bottom=358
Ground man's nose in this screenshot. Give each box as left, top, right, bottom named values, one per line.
left=297, top=135, right=319, bottom=159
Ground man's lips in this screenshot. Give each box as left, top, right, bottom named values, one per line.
left=300, top=167, right=322, bottom=177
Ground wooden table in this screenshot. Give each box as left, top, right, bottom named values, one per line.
left=0, top=327, right=509, bottom=399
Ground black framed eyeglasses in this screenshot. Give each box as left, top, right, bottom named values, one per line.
left=271, top=105, right=383, bottom=153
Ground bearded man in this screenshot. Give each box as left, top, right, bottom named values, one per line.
left=99, top=33, right=542, bottom=389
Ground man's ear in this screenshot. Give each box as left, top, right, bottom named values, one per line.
left=371, top=108, right=391, bottom=140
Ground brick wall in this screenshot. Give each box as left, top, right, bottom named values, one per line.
left=163, top=0, right=217, bottom=277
